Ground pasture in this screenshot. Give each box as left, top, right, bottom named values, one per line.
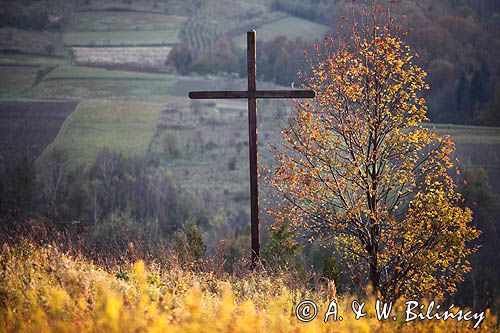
left=41, top=99, right=164, bottom=167
left=0, top=54, right=68, bottom=98
left=25, top=66, right=177, bottom=99
left=63, top=30, right=180, bottom=47
left=63, top=11, right=186, bottom=46
left=0, top=53, right=67, bottom=67
left=69, top=11, right=187, bottom=32
left=146, top=98, right=288, bottom=211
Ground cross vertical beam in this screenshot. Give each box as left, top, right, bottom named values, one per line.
left=246, top=30, right=259, bottom=267
left=188, top=30, right=315, bottom=270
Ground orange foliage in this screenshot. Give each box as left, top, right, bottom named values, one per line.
left=268, top=5, right=479, bottom=300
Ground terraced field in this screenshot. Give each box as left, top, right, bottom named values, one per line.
left=182, top=13, right=225, bottom=56
left=181, top=4, right=287, bottom=56
left=70, top=11, right=187, bottom=31
left=41, top=99, right=164, bottom=167
left=63, top=11, right=187, bottom=46
left=63, top=30, right=181, bottom=47
left=25, top=66, right=177, bottom=99
left=0, top=54, right=68, bottom=98
left=0, top=54, right=67, bottom=67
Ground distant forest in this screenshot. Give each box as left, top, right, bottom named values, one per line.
left=169, top=0, right=500, bottom=126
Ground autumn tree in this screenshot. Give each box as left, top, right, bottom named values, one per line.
left=268, top=5, right=479, bottom=300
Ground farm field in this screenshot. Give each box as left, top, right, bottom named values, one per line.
left=63, top=11, right=187, bottom=46
left=41, top=99, right=164, bottom=167
left=72, top=46, right=172, bottom=69
left=24, top=66, right=177, bottom=99
left=77, top=0, right=189, bottom=14
left=0, top=27, right=66, bottom=57
left=0, top=54, right=68, bottom=98
left=0, top=100, right=78, bottom=171
left=69, top=11, right=187, bottom=32
left=63, top=30, right=181, bottom=47
left=0, top=53, right=67, bottom=67
left=44, top=66, right=173, bottom=81
left=232, top=16, right=330, bottom=48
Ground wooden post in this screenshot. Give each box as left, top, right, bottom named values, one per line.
left=247, top=30, right=260, bottom=268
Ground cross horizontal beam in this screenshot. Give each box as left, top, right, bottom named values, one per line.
left=189, top=90, right=315, bottom=100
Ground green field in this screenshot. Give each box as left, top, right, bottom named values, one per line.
left=0, top=54, right=68, bottom=98
left=24, top=66, right=176, bottom=99
left=63, top=11, right=186, bottom=46
left=63, top=30, right=181, bottom=46
left=41, top=99, right=164, bottom=167
left=70, top=11, right=187, bottom=31
left=44, top=66, right=173, bottom=81
left=233, top=16, right=330, bottom=48
left=0, top=53, right=67, bottom=67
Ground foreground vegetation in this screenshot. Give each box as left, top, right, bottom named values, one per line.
left=0, top=242, right=498, bottom=332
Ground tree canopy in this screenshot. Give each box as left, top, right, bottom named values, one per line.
left=269, top=4, right=479, bottom=300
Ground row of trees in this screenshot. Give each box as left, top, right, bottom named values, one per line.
left=0, top=0, right=75, bottom=30
left=0, top=149, right=208, bottom=252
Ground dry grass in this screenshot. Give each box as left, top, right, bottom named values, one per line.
left=0, top=241, right=497, bottom=332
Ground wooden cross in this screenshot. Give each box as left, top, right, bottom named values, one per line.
left=188, top=30, right=315, bottom=268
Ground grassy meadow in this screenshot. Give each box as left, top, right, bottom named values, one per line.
left=41, top=99, right=164, bottom=167
left=1, top=242, right=497, bottom=332
left=25, top=66, right=176, bottom=99
left=0, top=53, right=66, bottom=67
left=63, top=30, right=181, bottom=47
left=63, top=11, right=186, bottom=46
left=69, top=11, right=187, bottom=31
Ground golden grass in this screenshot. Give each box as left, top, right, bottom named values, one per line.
left=0, top=242, right=497, bottom=332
